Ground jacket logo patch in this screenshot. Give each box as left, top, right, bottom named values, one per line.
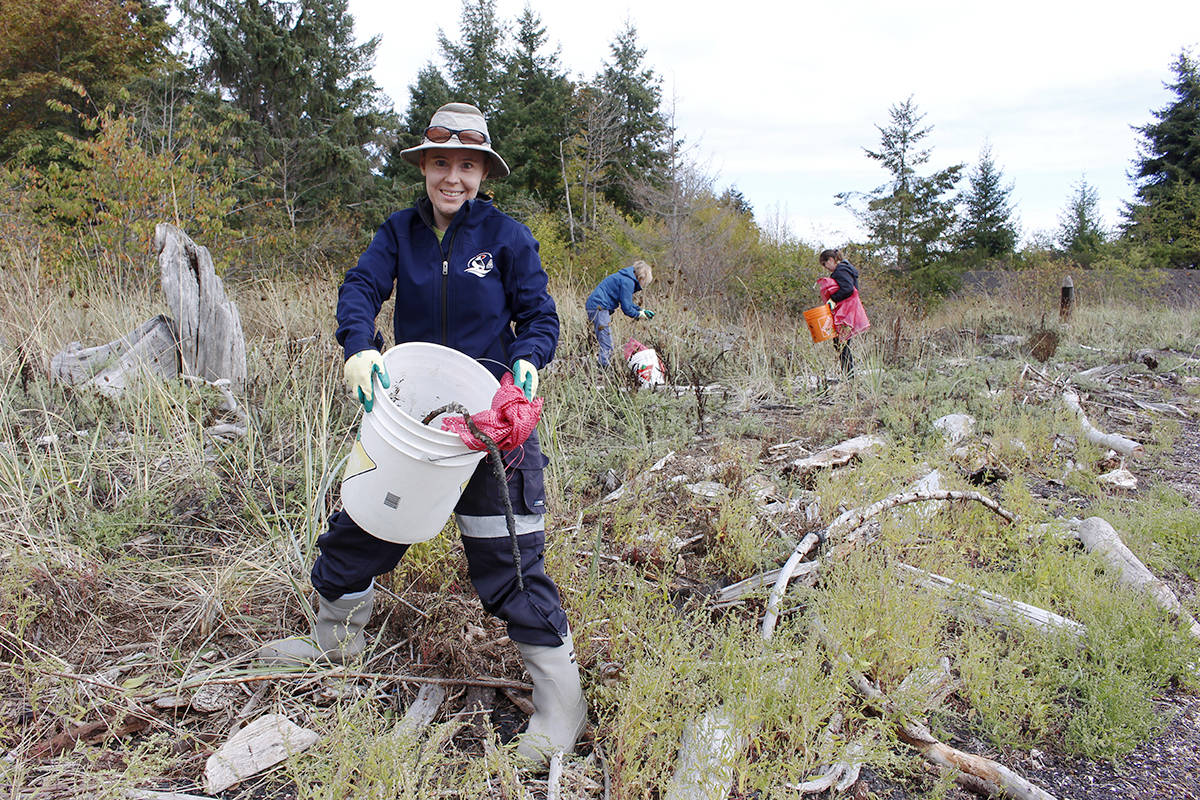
left=465, top=252, right=495, bottom=277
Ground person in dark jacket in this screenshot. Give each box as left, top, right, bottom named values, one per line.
left=820, top=248, right=859, bottom=375
left=584, top=260, right=654, bottom=366
left=258, top=103, right=584, bottom=764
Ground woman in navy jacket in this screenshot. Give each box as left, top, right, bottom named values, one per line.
left=259, top=103, right=585, bottom=763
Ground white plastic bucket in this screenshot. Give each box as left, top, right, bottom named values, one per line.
left=340, top=342, right=499, bottom=543
left=627, top=347, right=664, bottom=387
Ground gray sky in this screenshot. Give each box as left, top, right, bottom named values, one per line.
left=348, top=0, right=1200, bottom=247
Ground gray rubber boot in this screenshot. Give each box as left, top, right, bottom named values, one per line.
left=257, top=586, right=374, bottom=667
left=516, top=632, right=586, bottom=762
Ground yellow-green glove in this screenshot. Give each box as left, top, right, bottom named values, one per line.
left=512, top=359, right=538, bottom=401
left=344, top=349, right=390, bottom=412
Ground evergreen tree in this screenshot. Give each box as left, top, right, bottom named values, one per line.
left=837, top=96, right=962, bottom=286
left=1057, top=176, right=1107, bottom=266
left=595, top=20, right=669, bottom=216
left=492, top=5, right=573, bottom=208
left=182, top=0, right=395, bottom=226
left=1124, top=50, right=1200, bottom=268
left=0, top=0, right=172, bottom=164
left=387, top=63, right=454, bottom=187
left=437, top=0, right=506, bottom=114
left=956, top=143, right=1018, bottom=261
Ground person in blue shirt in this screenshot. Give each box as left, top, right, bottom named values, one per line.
left=258, top=102, right=584, bottom=764
left=584, top=261, right=655, bottom=366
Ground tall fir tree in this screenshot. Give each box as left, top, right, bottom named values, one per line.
left=595, top=20, right=669, bottom=216
left=491, top=5, right=573, bottom=209
left=956, top=143, right=1019, bottom=261
left=1057, top=176, right=1107, bottom=266
left=387, top=62, right=454, bottom=187
left=1124, top=50, right=1200, bottom=268
left=437, top=0, right=506, bottom=114
left=181, top=0, right=395, bottom=226
left=837, top=96, right=962, bottom=287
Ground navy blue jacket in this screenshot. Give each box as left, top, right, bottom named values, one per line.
left=829, top=260, right=859, bottom=303
left=336, top=196, right=559, bottom=378
left=585, top=266, right=644, bottom=318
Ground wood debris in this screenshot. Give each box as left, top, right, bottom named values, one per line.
left=205, top=714, right=319, bottom=794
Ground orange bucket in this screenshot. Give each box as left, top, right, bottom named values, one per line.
left=803, top=304, right=835, bottom=343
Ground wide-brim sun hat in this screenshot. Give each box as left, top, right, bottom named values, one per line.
left=400, top=102, right=510, bottom=178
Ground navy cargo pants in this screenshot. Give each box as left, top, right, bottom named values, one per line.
left=310, top=431, right=568, bottom=646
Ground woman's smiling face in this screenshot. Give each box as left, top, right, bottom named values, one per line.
left=420, top=148, right=488, bottom=229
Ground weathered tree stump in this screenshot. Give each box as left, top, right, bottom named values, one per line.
left=157, top=222, right=246, bottom=390
left=50, top=315, right=180, bottom=397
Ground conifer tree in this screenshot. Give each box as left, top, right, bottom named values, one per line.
left=1057, top=176, right=1107, bottom=266
left=492, top=5, right=573, bottom=208
left=388, top=63, right=454, bottom=187
left=1124, top=50, right=1200, bottom=268
left=437, top=0, right=507, bottom=114
left=956, top=143, right=1019, bottom=261
left=838, top=96, right=962, bottom=286
left=182, top=0, right=395, bottom=225
left=595, top=20, right=669, bottom=216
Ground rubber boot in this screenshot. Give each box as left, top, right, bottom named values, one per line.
left=257, top=586, right=374, bottom=667
left=516, top=632, right=586, bottom=762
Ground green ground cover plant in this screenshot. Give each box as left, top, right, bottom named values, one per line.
left=2, top=235, right=1200, bottom=798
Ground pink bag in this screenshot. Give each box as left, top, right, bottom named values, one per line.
left=817, top=278, right=871, bottom=338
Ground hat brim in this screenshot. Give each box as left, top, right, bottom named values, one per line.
left=400, top=140, right=510, bottom=179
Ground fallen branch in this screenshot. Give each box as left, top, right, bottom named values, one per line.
left=33, top=665, right=533, bottom=697
left=1074, top=517, right=1200, bottom=639
left=1062, top=390, right=1143, bottom=458
left=895, top=563, right=1085, bottom=640
left=811, top=617, right=1057, bottom=800
left=829, top=489, right=1015, bottom=545
left=761, top=490, right=1017, bottom=639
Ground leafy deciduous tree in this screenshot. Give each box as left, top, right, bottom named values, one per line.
left=0, top=0, right=171, bottom=163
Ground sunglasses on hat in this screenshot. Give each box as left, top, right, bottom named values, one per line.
left=424, top=126, right=489, bottom=146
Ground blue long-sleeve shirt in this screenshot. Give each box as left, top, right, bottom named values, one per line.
left=585, top=266, right=644, bottom=319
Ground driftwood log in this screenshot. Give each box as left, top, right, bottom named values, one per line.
left=812, top=618, right=1057, bottom=800
left=157, top=222, right=246, bottom=391
left=393, top=682, right=447, bottom=739
left=894, top=563, right=1085, bottom=639
left=662, top=706, right=750, bottom=800
left=1075, top=517, right=1200, bottom=638
left=1062, top=390, right=1143, bottom=458
left=51, top=315, right=180, bottom=396
left=760, top=489, right=1017, bottom=639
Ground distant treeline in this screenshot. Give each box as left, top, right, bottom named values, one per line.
left=1, top=0, right=1197, bottom=302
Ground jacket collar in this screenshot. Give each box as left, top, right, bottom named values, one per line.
left=415, top=195, right=493, bottom=233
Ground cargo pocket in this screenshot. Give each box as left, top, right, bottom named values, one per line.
left=513, top=465, right=548, bottom=516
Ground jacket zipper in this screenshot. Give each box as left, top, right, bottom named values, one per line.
left=439, top=228, right=458, bottom=346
